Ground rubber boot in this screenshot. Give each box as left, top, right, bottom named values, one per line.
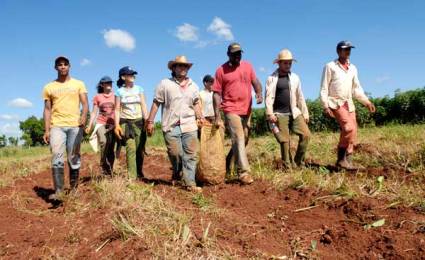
left=49, top=168, right=64, bottom=201
left=336, top=148, right=350, bottom=169
left=69, top=168, right=79, bottom=190
left=346, top=153, right=363, bottom=170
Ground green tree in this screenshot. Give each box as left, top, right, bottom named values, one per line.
left=19, top=116, right=45, bottom=146
left=0, top=135, right=6, bottom=148
left=8, top=136, right=18, bottom=146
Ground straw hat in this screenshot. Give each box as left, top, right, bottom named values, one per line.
left=167, top=55, right=193, bottom=70
left=273, top=49, right=297, bottom=63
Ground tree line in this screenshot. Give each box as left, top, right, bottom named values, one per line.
left=3, top=87, right=424, bottom=147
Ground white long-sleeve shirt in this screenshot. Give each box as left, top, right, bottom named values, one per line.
left=320, top=59, right=370, bottom=112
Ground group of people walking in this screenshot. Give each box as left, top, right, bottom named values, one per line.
left=42, top=40, right=375, bottom=200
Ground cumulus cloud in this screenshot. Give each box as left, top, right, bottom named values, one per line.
left=0, top=114, right=19, bottom=121
left=103, top=29, right=136, bottom=52
left=0, top=123, right=20, bottom=135
left=175, top=23, right=199, bottom=42
left=80, top=58, right=91, bottom=67
left=375, top=75, right=390, bottom=84
left=207, top=17, right=234, bottom=41
left=8, top=98, right=33, bottom=108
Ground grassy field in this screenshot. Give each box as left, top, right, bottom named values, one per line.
left=1, top=124, right=424, bottom=258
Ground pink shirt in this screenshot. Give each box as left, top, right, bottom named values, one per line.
left=93, top=93, right=115, bottom=125
left=212, top=61, right=256, bottom=115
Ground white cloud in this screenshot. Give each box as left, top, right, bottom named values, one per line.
left=259, top=67, right=266, bottom=73
left=103, top=29, right=136, bottom=52
left=0, top=123, right=20, bottom=135
left=8, top=98, right=33, bottom=108
left=175, top=23, right=199, bottom=42
left=375, top=75, right=390, bottom=84
left=0, top=114, right=19, bottom=121
left=80, top=58, right=91, bottom=67
left=207, top=17, right=234, bottom=41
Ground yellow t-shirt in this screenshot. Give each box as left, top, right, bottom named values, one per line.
left=42, top=78, right=87, bottom=127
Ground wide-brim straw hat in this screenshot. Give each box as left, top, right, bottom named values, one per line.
left=167, top=55, right=193, bottom=70
left=273, top=49, right=297, bottom=63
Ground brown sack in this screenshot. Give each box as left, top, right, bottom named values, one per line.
left=197, top=125, right=226, bottom=185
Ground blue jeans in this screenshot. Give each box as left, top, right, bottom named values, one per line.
left=163, top=126, right=198, bottom=186
left=50, top=127, right=83, bottom=170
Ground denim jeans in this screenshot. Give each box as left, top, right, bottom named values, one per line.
left=224, top=113, right=251, bottom=175
left=163, top=126, right=198, bottom=186
left=50, top=127, right=83, bottom=170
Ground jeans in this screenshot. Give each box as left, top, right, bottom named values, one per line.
left=163, top=126, right=198, bottom=186
left=224, top=113, right=251, bottom=175
left=50, top=127, right=83, bottom=170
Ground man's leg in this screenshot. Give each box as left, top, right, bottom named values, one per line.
left=332, top=103, right=357, bottom=169
left=66, top=127, right=83, bottom=189
left=181, top=130, right=199, bottom=187
left=291, top=115, right=311, bottom=167
left=163, top=127, right=183, bottom=181
left=49, top=127, right=66, bottom=198
left=225, top=113, right=252, bottom=184
left=275, top=115, right=292, bottom=168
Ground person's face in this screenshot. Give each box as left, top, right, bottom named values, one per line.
left=55, top=60, right=70, bottom=76
left=101, top=82, right=113, bottom=93
left=337, top=48, right=351, bottom=59
left=278, top=60, right=292, bottom=74
left=121, top=74, right=135, bottom=83
left=173, top=64, right=190, bottom=78
left=204, top=79, right=214, bottom=90
left=228, top=51, right=242, bottom=65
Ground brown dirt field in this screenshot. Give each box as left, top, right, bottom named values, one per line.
left=0, top=152, right=424, bottom=259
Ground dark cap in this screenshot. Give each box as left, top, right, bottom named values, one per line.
left=336, top=40, right=355, bottom=49
left=118, top=66, right=138, bottom=76
left=55, top=56, right=70, bottom=66
left=99, top=76, right=113, bottom=83
left=227, top=42, right=243, bottom=53
left=202, top=74, right=214, bottom=83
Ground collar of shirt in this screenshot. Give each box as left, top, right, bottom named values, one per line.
left=335, top=59, right=351, bottom=71
left=170, top=77, right=191, bottom=88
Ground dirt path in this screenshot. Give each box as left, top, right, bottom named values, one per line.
left=0, top=152, right=424, bottom=259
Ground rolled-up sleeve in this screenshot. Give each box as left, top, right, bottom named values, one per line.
left=154, top=81, right=165, bottom=104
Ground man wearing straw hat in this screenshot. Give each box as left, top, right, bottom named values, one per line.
left=212, top=42, right=263, bottom=185
left=146, top=56, right=204, bottom=192
left=320, top=41, right=375, bottom=170
left=265, top=49, right=310, bottom=169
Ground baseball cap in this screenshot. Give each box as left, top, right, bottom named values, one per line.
left=336, top=41, right=355, bottom=49
left=99, top=76, right=113, bottom=83
left=118, top=66, right=138, bottom=76
left=55, top=56, right=70, bottom=66
left=227, top=42, right=243, bottom=53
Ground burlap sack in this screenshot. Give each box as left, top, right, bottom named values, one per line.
left=196, top=125, right=226, bottom=185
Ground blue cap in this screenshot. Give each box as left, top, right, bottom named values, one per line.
left=99, top=76, right=113, bottom=83
left=119, top=66, right=138, bottom=76
left=337, top=41, right=355, bottom=49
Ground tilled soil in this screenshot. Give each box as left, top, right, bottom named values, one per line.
left=0, top=152, right=424, bottom=259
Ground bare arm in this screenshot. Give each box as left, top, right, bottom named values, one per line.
left=79, top=93, right=89, bottom=126
left=85, top=104, right=99, bottom=133
left=43, top=100, right=52, bottom=144
left=114, top=96, right=121, bottom=127
left=252, top=78, right=263, bottom=104
left=146, top=100, right=160, bottom=136
left=140, top=93, right=149, bottom=119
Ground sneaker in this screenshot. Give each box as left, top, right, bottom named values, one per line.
left=187, top=186, right=203, bottom=193
left=239, top=173, right=254, bottom=185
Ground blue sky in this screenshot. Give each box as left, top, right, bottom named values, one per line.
left=1, top=0, right=424, bottom=137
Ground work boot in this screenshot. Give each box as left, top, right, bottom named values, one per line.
left=69, top=168, right=80, bottom=190
left=49, top=168, right=64, bottom=201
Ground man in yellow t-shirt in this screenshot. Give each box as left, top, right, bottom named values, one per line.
left=42, top=56, right=88, bottom=201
